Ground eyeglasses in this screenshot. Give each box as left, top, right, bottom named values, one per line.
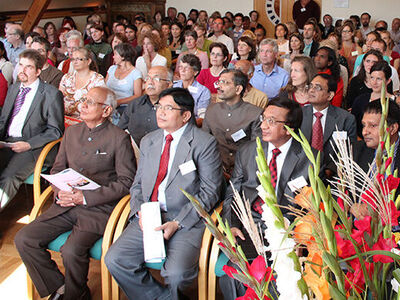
left=215, top=79, right=234, bottom=86
left=144, top=76, right=170, bottom=83
left=71, top=57, right=87, bottom=62
left=305, top=83, right=326, bottom=92
left=78, top=97, right=107, bottom=107
left=153, top=104, right=184, bottom=111
left=259, top=115, right=286, bottom=126
left=210, top=52, right=224, bottom=57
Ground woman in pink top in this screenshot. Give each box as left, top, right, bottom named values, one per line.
left=197, top=42, right=229, bottom=94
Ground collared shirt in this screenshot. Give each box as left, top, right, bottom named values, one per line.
left=8, top=78, right=40, bottom=137
left=158, top=123, right=188, bottom=211
left=390, top=29, right=400, bottom=46
left=250, top=63, right=289, bottom=99
left=173, top=80, right=211, bottom=118
left=312, top=106, right=329, bottom=133
left=360, top=26, right=373, bottom=39
left=117, top=94, right=158, bottom=146
left=3, top=39, right=25, bottom=67
left=267, top=138, right=292, bottom=189
left=202, top=99, right=263, bottom=174
left=208, top=34, right=234, bottom=54
left=303, top=40, right=313, bottom=57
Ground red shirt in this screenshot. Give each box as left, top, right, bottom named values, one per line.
left=197, top=68, right=220, bottom=94
left=318, top=69, right=344, bottom=108
left=0, top=72, right=8, bottom=107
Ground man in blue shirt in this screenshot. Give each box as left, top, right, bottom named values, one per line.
left=250, top=39, right=289, bottom=99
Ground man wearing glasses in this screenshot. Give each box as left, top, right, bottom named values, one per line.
left=301, top=73, right=356, bottom=179
left=118, top=66, right=172, bottom=146
left=220, top=96, right=313, bottom=300
left=16, top=86, right=137, bottom=300
left=203, top=69, right=262, bottom=179
left=106, top=87, right=223, bottom=300
left=3, top=23, right=25, bottom=66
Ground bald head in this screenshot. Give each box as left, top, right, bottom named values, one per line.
left=234, top=60, right=254, bottom=79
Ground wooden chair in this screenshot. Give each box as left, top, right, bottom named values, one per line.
left=109, top=202, right=223, bottom=300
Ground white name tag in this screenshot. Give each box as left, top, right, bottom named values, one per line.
left=188, top=86, right=199, bottom=94
left=231, top=129, right=246, bottom=142
left=300, top=8, right=306, bottom=12
left=179, top=160, right=197, bottom=176
left=98, top=53, right=105, bottom=59
left=351, top=51, right=358, bottom=57
left=332, top=131, right=347, bottom=140
left=288, top=176, right=308, bottom=192
left=176, top=49, right=182, bottom=54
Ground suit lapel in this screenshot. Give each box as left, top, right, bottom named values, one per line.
left=276, top=141, right=300, bottom=204
left=3, top=83, right=21, bottom=123
left=147, top=130, right=164, bottom=197
left=302, top=106, right=313, bottom=142
left=165, top=124, right=193, bottom=189
left=323, top=105, right=337, bottom=145
left=23, top=81, right=43, bottom=129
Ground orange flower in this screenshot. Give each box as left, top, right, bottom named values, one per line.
left=294, top=186, right=313, bottom=209
left=293, top=213, right=316, bottom=246
left=304, top=251, right=330, bottom=300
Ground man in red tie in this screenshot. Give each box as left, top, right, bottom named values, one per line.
left=220, top=96, right=314, bottom=300
left=105, top=87, right=223, bottom=300
left=300, top=73, right=356, bottom=179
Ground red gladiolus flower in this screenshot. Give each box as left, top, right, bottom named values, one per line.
left=380, top=141, right=385, bottom=150
left=385, top=157, right=393, bottom=170
left=223, top=265, right=238, bottom=278
left=237, top=287, right=271, bottom=300
left=382, top=201, right=400, bottom=226
left=246, top=255, right=275, bottom=283
left=345, top=261, right=374, bottom=293
left=372, top=235, right=396, bottom=263
left=335, top=230, right=356, bottom=258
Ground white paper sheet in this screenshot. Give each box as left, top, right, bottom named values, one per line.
left=41, top=168, right=100, bottom=192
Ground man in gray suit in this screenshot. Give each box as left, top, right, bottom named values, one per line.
left=300, top=73, right=357, bottom=178
left=105, top=87, right=223, bottom=300
left=220, top=96, right=314, bottom=300
left=0, top=49, right=64, bottom=211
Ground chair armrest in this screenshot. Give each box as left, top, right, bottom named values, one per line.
left=33, top=138, right=62, bottom=206
left=29, top=186, right=54, bottom=223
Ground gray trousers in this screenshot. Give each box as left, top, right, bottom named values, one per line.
left=105, top=218, right=201, bottom=300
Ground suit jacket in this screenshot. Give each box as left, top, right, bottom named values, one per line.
left=37, top=120, right=137, bottom=234
left=310, top=41, right=320, bottom=58
left=223, top=138, right=313, bottom=229
left=301, top=105, right=357, bottom=172
left=0, top=80, right=64, bottom=160
left=130, top=122, right=223, bottom=244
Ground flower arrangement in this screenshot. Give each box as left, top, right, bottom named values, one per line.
left=183, top=83, right=400, bottom=299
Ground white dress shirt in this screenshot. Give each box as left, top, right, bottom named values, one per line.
left=8, top=78, right=40, bottom=137
left=267, top=138, right=292, bottom=191
left=312, top=106, right=329, bottom=133
left=157, top=123, right=188, bottom=211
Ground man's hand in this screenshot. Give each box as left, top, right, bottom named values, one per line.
left=11, top=141, right=31, bottom=153
left=155, top=221, right=179, bottom=240
left=230, top=227, right=245, bottom=243
left=56, top=189, right=84, bottom=207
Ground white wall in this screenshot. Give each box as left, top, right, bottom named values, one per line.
left=165, top=0, right=253, bottom=17
left=321, top=0, right=400, bottom=29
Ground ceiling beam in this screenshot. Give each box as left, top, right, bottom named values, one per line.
left=21, top=0, right=52, bottom=33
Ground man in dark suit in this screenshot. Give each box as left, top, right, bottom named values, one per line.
left=105, top=88, right=223, bottom=300
left=303, top=20, right=320, bottom=57
left=301, top=73, right=357, bottom=178
left=15, top=86, right=137, bottom=300
left=220, top=96, right=314, bottom=300
left=0, top=49, right=64, bottom=211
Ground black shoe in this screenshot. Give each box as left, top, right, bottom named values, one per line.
left=48, top=291, right=63, bottom=300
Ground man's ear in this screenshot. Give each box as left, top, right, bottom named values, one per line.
left=102, top=105, right=113, bottom=118
left=388, top=122, right=399, bottom=137
left=235, top=84, right=244, bottom=96
left=327, top=91, right=335, bottom=101
left=182, top=110, right=192, bottom=123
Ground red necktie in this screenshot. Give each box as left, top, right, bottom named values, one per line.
left=311, top=112, right=323, bottom=152
left=150, top=134, right=173, bottom=202
left=252, top=147, right=281, bottom=214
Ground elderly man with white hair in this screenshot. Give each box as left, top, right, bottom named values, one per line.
left=15, top=86, right=137, bottom=300
left=58, top=30, right=84, bottom=74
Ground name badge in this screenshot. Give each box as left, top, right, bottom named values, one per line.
left=300, top=8, right=306, bottom=12
left=188, top=86, right=199, bottom=94
left=288, top=176, right=308, bottom=192
left=332, top=131, right=347, bottom=140
left=231, top=129, right=246, bottom=142
left=176, top=49, right=182, bottom=54
left=179, top=160, right=197, bottom=176
left=98, top=53, right=105, bottom=59
left=351, top=51, right=358, bottom=57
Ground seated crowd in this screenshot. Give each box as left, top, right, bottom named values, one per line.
left=0, top=6, right=399, bottom=300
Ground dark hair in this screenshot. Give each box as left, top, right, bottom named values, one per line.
left=237, top=36, right=256, bottom=61
left=249, top=10, right=259, bottom=19
left=234, top=13, right=244, bottom=21
left=159, top=87, right=195, bottom=118
left=209, top=42, right=229, bottom=67
left=135, top=16, right=146, bottom=23
left=370, top=60, right=392, bottom=80
left=114, top=43, right=137, bottom=65
left=24, top=32, right=40, bottom=44
left=19, top=49, right=45, bottom=70
left=313, top=73, right=338, bottom=93
left=112, top=33, right=128, bottom=44
left=316, top=46, right=340, bottom=81
left=44, top=22, right=57, bottom=38
left=0, top=41, right=8, bottom=60
left=304, top=20, right=316, bottom=31
left=225, top=12, right=234, bottom=21
left=255, top=26, right=266, bottom=37
left=350, top=15, right=361, bottom=29
left=375, top=20, right=388, bottom=30
left=266, top=96, right=303, bottom=129
left=220, top=69, right=248, bottom=97
left=61, top=17, right=77, bottom=30
left=357, top=49, right=383, bottom=83
left=274, top=23, right=288, bottom=39
left=189, top=9, right=199, bottom=18
left=169, top=22, right=184, bottom=45
left=361, top=12, right=371, bottom=19
left=372, top=37, right=387, bottom=52
left=177, top=12, right=187, bottom=23
left=364, top=99, right=400, bottom=126
left=282, top=56, right=316, bottom=95
left=181, top=53, right=201, bottom=74
left=115, top=23, right=126, bottom=30
left=126, top=24, right=137, bottom=33
left=90, top=23, right=104, bottom=32
left=32, top=36, right=51, bottom=53
left=288, top=33, right=304, bottom=53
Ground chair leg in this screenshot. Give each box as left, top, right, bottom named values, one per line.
left=27, top=273, right=36, bottom=300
